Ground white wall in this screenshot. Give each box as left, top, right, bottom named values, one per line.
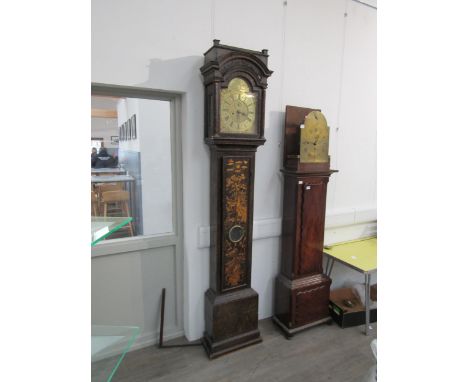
left=92, top=0, right=376, bottom=342
left=138, top=99, right=173, bottom=235
left=116, top=98, right=173, bottom=235
left=92, top=97, right=120, bottom=148
left=92, top=244, right=183, bottom=351
left=91, top=117, right=119, bottom=148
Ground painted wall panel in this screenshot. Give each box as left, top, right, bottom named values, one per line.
left=91, top=246, right=182, bottom=350
left=138, top=99, right=173, bottom=235
left=333, top=0, right=377, bottom=210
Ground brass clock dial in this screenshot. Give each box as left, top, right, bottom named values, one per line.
left=220, top=78, right=257, bottom=134
left=300, top=110, right=329, bottom=163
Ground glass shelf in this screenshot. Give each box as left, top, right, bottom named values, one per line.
left=91, top=325, right=139, bottom=382
left=91, top=216, right=133, bottom=246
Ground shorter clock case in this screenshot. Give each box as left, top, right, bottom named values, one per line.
left=273, top=105, right=337, bottom=337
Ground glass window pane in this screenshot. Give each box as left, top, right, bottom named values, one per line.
left=91, top=96, right=173, bottom=241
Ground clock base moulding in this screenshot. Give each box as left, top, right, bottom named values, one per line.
left=273, top=273, right=332, bottom=339
left=202, top=287, right=262, bottom=359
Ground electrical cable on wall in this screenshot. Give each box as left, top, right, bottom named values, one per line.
left=210, top=0, right=216, bottom=40
left=279, top=1, right=288, bottom=112
left=330, top=0, right=350, bottom=211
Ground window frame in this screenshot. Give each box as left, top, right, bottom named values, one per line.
left=91, top=83, right=184, bottom=258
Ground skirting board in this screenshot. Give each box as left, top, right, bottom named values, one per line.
left=197, top=208, right=376, bottom=249
left=93, top=327, right=185, bottom=361
left=272, top=316, right=331, bottom=337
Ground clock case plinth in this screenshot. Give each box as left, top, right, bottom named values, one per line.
left=200, top=40, right=273, bottom=358
left=273, top=105, right=337, bottom=338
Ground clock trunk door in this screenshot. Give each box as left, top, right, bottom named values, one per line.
left=296, top=179, right=327, bottom=275
left=220, top=155, right=253, bottom=291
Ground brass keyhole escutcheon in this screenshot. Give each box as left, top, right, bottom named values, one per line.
left=228, top=225, right=245, bottom=243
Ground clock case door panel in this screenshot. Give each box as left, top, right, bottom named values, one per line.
left=297, top=178, right=327, bottom=276
left=280, top=173, right=330, bottom=279
left=208, top=148, right=256, bottom=293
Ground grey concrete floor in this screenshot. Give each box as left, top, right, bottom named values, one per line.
left=112, top=319, right=377, bottom=382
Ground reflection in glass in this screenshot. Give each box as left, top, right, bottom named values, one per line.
left=91, top=325, right=139, bottom=382
left=91, top=96, right=173, bottom=241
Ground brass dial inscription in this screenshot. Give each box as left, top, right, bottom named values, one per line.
left=220, top=78, right=257, bottom=134
left=300, top=111, right=329, bottom=163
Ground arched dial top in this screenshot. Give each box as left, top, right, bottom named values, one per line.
left=220, top=78, right=257, bottom=134
left=300, top=110, right=330, bottom=163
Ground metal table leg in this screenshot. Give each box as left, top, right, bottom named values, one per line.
left=364, top=272, right=371, bottom=335
left=128, top=180, right=136, bottom=235
left=326, top=258, right=335, bottom=277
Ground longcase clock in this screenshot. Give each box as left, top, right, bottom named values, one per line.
left=200, top=40, right=273, bottom=358
left=273, top=105, right=337, bottom=338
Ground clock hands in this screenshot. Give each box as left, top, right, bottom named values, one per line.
left=237, top=110, right=248, bottom=117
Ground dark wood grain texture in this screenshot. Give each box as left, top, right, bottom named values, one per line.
left=201, top=40, right=273, bottom=358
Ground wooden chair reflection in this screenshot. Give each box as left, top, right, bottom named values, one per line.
left=95, top=183, right=124, bottom=195
left=101, top=190, right=134, bottom=236
left=94, top=183, right=125, bottom=214
left=91, top=191, right=99, bottom=216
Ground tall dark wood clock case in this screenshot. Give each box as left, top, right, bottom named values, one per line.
left=273, top=105, right=337, bottom=338
left=200, top=40, right=273, bottom=358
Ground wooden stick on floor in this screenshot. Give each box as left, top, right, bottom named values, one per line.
left=159, top=288, right=166, bottom=348
left=158, top=288, right=202, bottom=348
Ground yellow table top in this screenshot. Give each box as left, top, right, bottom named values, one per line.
left=324, top=237, right=377, bottom=272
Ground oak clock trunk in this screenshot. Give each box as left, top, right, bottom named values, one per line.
left=273, top=105, right=337, bottom=337
left=200, top=40, right=273, bottom=358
